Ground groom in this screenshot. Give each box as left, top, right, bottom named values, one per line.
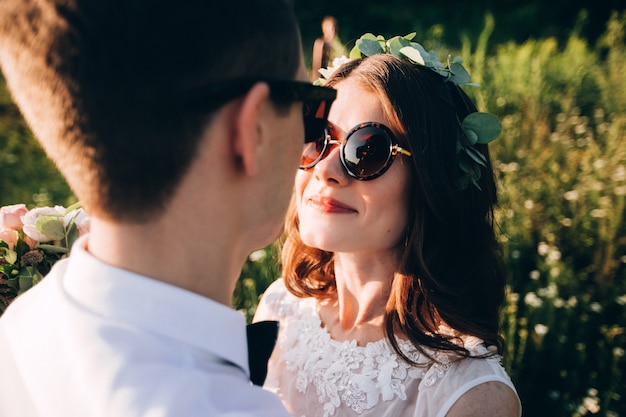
left=0, top=0, right=334, bottom=416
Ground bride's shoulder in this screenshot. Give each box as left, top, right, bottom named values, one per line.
left=263, top=278, right=287, bottom=296
left=254, top=278, right=302, bottom=321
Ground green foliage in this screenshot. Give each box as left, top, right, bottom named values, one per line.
left=0, top=74, right=74, bottom=207
left=461, top=11, right=626, bottom=416
left=475, top=11, right=624, bottom=409
left=232, top=242, right=282, bottom=321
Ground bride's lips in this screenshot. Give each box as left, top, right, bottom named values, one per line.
left=307, top=196, right=357, bottom=214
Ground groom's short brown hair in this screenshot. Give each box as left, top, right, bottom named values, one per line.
left=0, top=0, right=301, bottom=221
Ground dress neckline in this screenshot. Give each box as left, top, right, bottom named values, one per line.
left=306, top=297, right=422, bottom=357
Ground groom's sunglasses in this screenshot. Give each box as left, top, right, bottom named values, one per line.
left=183, top=78, right=336, bottom=144
left=300, top=122, right=412, bottom=181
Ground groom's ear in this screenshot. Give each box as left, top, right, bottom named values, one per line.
left=231, top=82, right=271, bottom=177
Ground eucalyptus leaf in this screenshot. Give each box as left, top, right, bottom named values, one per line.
left=399, top=46, right=425, bottom=65
left=356, top=38, right=383, bottom=56
left=349, top=45, right=362, bottom=60
left=35, top=217, right=65, bottom=241
left=354, top=34, right=381, bottom=57
left=18, top=268, right=35, bottom=294
left=449, top=62, right=471, bottom=84
left=402, top=32, right=417, bottom=41
left=32, top=270, right=44, bottom=286
left=359, top=38, right=384, bottom=56
left=458, top=157, right=477, bottom=175
left=428, top=60, right=446, bottom=75
left=463, top=128, right=479, bottom=145
left=410, top=42, right=428, bottom=56
left=461, top=113, right=502, bottom=144
left=459, top=157, right=483, bottom=190
left=464, top=147, right=488, bottom=167
left=66, top=221, right=79, bottom=248
left=387, top=36, right=411, bottom=57
left=7, top=276, right=18, bottom=290
left=375, top=35, right=386, bottom=51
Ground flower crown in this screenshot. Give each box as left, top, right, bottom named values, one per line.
left=316, top=32, right=502, bottom=191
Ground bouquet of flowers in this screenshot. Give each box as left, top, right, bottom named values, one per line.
left=0, top=203, right=90, bottom=314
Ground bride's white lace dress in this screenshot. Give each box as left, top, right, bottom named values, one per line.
left=257, top=279, right=520, bottom=417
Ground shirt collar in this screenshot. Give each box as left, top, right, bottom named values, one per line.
left=61, top=235, right=250, bottom=376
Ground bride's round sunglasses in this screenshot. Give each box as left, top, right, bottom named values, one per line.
left=181, top=78, right=336, bottom=144
left=300, top=122, right=412, bottom=180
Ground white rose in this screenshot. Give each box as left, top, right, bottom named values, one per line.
left=21, top=206, right=64, bottom=242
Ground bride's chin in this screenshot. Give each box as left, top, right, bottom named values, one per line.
left=300, top=235, right=342, bottom=253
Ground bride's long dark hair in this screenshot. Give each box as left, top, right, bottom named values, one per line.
left=281, top=54, right=505, bottom=363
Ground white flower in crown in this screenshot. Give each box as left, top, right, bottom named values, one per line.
left=318, top=56, right=352, bottom=81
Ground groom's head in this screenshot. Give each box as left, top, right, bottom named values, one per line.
left=0, top=0, right=302, bottom=222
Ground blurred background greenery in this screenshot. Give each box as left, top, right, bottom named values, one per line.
left=1, top=2, right=625, bottom=416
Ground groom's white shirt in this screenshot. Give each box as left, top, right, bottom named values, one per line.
left=0, top=235, right=290, bottom=417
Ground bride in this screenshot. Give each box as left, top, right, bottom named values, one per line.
left=254, top=38, right=521, bottom=417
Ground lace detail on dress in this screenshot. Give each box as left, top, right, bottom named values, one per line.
left=269, top=289, right=453, bottom=417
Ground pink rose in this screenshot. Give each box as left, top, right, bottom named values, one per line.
left=0, top=204, right=29, bottom=230
left=0, top=227, right=18, bottom=250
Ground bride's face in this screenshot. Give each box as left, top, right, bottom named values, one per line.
left=295, top=78, right=411, bottom=255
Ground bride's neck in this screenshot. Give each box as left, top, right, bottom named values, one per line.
left=318, top=252, right=398, bottom=343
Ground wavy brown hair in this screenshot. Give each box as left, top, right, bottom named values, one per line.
left=282, top=54, right=506, bottom=363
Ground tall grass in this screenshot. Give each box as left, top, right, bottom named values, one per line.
left=235, top=11, right=626, bottom=417
left=471, top=11, right=626, bottom=416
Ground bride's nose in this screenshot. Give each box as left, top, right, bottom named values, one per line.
left=313, top=144, right=349, bottom=185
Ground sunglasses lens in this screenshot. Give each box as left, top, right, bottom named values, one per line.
left=342, top=126, right=393, bottom=179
